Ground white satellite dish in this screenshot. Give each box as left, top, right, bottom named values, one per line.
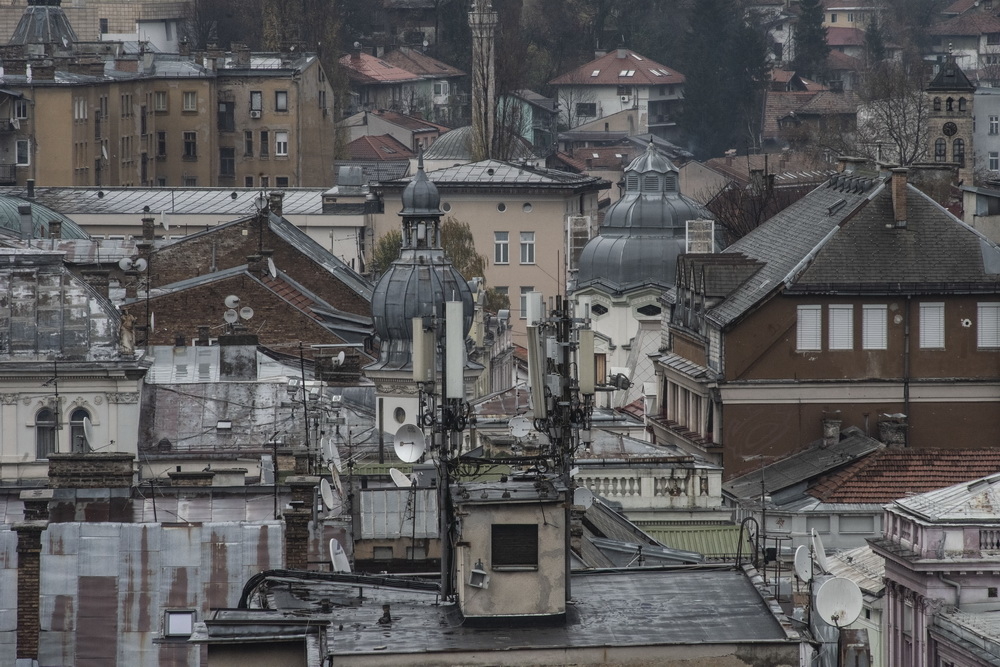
left=239, top=306, right=254, bottom=320
left=118, top=257, right=133, bottom=271
left=161, top=211, right=170, bottom=230
left=811, top=528, right=831, bottom=574
left=81, top=416, right=95, bottom=451
left=223, top=309, right=238, bottom=324
left=224, top=295, right=241, bottom=309
left=329, top=464, right=345, bottom=498
left=267, top=256, right=277, bottom=278
left=329, top=538, right=352, bottom=573
left=815, top=577, right=863, bottom=627
left=336, top=350, right=346, bottom=367
left=389, top=467, right=411, bottom=488
left=509, top=415, right=532, bottom=438
left=149, top=312, right=155, bottom=331
left=319, top=478, right=335, bottom=511
left=393, top=424, right=426, bottom=463
left=573, top=486, right=594, bottom=508
left=794, top=544, right=813, bottom=583
left=133, top=258, right=148, bottom=272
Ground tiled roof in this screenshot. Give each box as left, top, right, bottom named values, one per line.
left=346, top=134, right=415, bottom=161
left=762, top=91, right=817, bottom=138
left=568, top=145, right=641, bottom=169
left=380, top=47, right=464, bottom=78
left=826, top=26, right=865, bottom=47
left=338, top=52, right=423, bottom=85
left=810, top=449, right=1000, bottom=504
left=790, top=183, right=1000, bottom=292
left=548, top=49, right=685, bottom=87
left=942, top=0, right=978, bottom=15
left=333, top=160, right=409, bottom=185
left=892, top=471, right=1000, bottom=522
left=827, top=50, right=863, bottom=72
left=795, top=89, right=858, bottom=115
left=723, top=426, right=883, bottom=499
left=704, top=151, right=835, bottom=187
left=928, top=11, right=1000, bottom=36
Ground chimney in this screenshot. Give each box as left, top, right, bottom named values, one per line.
left=179, top=37, right=190, bottom=57
left=617, top=48, right=627, bottom=59
left=878, top=413, right=908, bottom=447
left=48, top=219, right=61, bottom=239
left=26, top=179, right=34, bottom=198
left=232, top=42, right=251, bottom=67
left=821, top=411, right=842, bottom=448
left=837, top=156, right=866, bottom=174
left=219, top=331, right=259, bottom=380
left=141, top=216, right=155, bottom=241
left=197, top=325, right=210, bottom=345
left=18, top=204, right=32, bottom=239
left=268, top=191, right=284, bottom=217
left=891, top=168, right=907, bottom=228
left=81, top=270, right=109, bottom=298
left=246, top=254, right=264, bottom=275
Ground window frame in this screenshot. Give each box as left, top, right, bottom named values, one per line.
left=14, top=99, right=28, bottom=120
left=244, top=130, right=253, bottom=157
left=491, top=523, right=539, bottom=570
left=164, top=610, right=196, bottom=638
left=519, top=231, right=535, bottom=264
left=15, top=139, right=29, bottom=166
left=978, top=302, right=1000, bottom=348
left=250, top=90, right=263, bottom=112
left=182, top=131, right=197, bottom=159
left=494, top=231, right=509, bottom=264
left=259, top=130, right=269, bottom=158
left=182, top=91, right=197, bottom=112
left=154, top=90, right=168, bottom=112
left=35, top=407, right=57, bottom=459
left=991, top=152, right=1000, bottom=171
left=828, top=304, right=853, bottom=350
left=219, top=146, right=235, bottom=177
left=275, top=130, right=289, bottom=157
left=919, top=302, right=945, bottom=349
left=796, top=304, right=822, bottom=351
left=275, top=90, right=288, bottom=112
left=934, top=138, right=947, bottom=162
left=862, top=304, right=887, bottom=350
left=519, top=286, right=534, bottom=320
left=69, top=408, right=91, bottom=452
left=953, top=138, right=966, bottom=167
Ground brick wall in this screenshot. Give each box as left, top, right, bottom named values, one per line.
left=15, top=522, right=44, bottom=660
left=283, top=504, right=311, bottom=570
left=47, top=453, right=134, bottom=488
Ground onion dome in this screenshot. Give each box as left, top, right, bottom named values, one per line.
left=576, top=141, right=716, bottom=292
left=370, top=154, right=473, bottom=369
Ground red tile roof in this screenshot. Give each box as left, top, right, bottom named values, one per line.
left=339, top=51, right=423, bottom=85
left=260, top=274, right=321, bottom=320
left=826, top=26, right=865, bottom=47
left=762, top=91, right=817, bottom=138
left=809, top=448, right=1000, bottom=503
left=827, top=50, right=863, bottom=72
left=943, top=0, right=977, bottom=15
left=929, top=12, right=1000, bottom=36
left=346, top=134, right=415, bottom=161
left=548, top=49, right=685, bottom=87
left=381, top=47, right=465, bottom=78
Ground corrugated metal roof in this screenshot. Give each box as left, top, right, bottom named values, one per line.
left=359, top=488, right=437, bottom=539
left=894, top=473, right=1000, bottom=523
left=826, top=545, right=884, bottom=596
left=644, top=524, right=749, bottom=560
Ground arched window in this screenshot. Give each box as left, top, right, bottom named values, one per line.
left=933, top=97, right=942, bottom=111
left=36, top=408, right=57, bottom=459
left=935, top=138, right=947, bottom=162
left=959, top=97, right=967, bottom=112
left=946, top=97, right=954, bottom=111
left=954, top=138, right=966, bottom=167
left=70, top=408, right=91, bottom=452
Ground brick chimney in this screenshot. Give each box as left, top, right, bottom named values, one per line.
left=81, top=269, right=110, bottom=298
left=891, top=168, right=907, bottom=228
left=268, top=191, right=284, bottom=217
left=878, top=413, right=908, bottom=447
left=48, top=219, right=61, bottom=239
left=141, top=216, right=155, bottom=241
left=18, top=204, right=32, bottom=239
left=821, top=411, right=842, bottom=448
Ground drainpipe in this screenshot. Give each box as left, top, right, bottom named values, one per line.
left=940, top=573, right=962, bottom=608
left=903, top=296, right=911, bottom=445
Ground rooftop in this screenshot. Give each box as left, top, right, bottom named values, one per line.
left=549, top=48, right=686, bottom=88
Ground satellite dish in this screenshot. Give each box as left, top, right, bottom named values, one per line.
left=509, top=415, right=532, bottom=438
left=224, top=309, right=238, bottom=324
left=329, top=463, right=345, bottom=497
left=161, top=211, right=170, bottom=230
left=224, top=295, right=240, bottom=309
left=794, top=544, right=813, bottom=583
left=81, top=417, right=95, bottom=451
left=329, top=538, right=352, bottom=573
left=149, top=312, right=155, bottom=331
left=118, top=257, right=133, bottom=271
left=267, top=256, right=277, bottom=278
left=133, top=258, right=148, bottom=272
left=336, top=350, right=346, bottom=367
left=815, top=577, right=863, bottom=627
left=390, top=467, right=411, bottom=488
left=393, top=424, right=426, bottom=463
left=811, top=528, right=831, bottom=574
left=239, top=306, right=254, bottom=320
left=319, top=478, right=335, bottom=510
left=574, top=486, right=594, bottom=508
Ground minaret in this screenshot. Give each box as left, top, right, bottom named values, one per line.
left=468, top=0, right=498, bottom=161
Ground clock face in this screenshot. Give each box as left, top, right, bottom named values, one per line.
left=943, top=121, right=958, bottom=137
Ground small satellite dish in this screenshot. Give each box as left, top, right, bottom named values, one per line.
left=389, top=467, right=411, bottom=488
left=267, top=256, right=277, bottom=278
left=319, top=478, right=335, bottom=510
left=815, top=577, right=863, bottom=627
left=149, top=312, right=155, bottom=331
left=393, top=424, right=426, bottom=463
left=224, top=295, right=241, bottom=309
left=329, top=464, right=345, bottom=497
left=133, top=258, right=148, bottom=272
left=224, top=309, right=238, bottom=324
left=329, top=538, right=352, bottom=573
left=811, top=528, right=831, bottom=574
left=239, top=306, right=254, bottom=320
left=118, top=257, right=133, bottom=271
left=509, top=415, right=532, bottom=438
left=574, top=486, right=594, bottom=508
left=794, top=544, right=813, bottom=583
left=81, top=417, right=95, bottom=450
left=336, top=350, right=346, bottom=367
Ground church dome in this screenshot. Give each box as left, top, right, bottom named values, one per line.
left=576, top=142, right=715, bottom=292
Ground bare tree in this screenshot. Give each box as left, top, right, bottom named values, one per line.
left=854, top=61, right=930, bottom=165
left=699, top=166, right=814, bottom=241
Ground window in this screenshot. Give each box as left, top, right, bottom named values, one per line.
left=828, top=305, right=853, bottom=349
left=491, top=524, right=538, bottom=569
left=806, top=516, right=831, bottom=533
left=919, top=302, right=944, bottom=348
left=954, top=138, right=966, bottom=167
left=16, top=139, right=29, bottom=166
left=494, top=231, right=509, bottom=263
left=979, top=302, right=1000, bottom=348
left=154, top=90, right=167, bottom=112
left=156, top=131, right=166, bottom=157
left=992, top=152, right=999, bottom=171
left=576, top=102, right=597, bottom=117
left=244, top=130, right=253, bottom=156
left=275, top=131, right=288, bottom=156
left=947, top=97, right=954, bottom=111
left=217, top=101, right=234, bottom=132
left=373, top=546, right=393, bottom=560
left=184, top=177, right=197, bottom=186
left=182, top=91, right=197, bottom=112
left=220, top=147, right=235, bottom=177
left=259, top=130, right=269, bottom=157
left=519, top=231, right=535, bottom=264
left=830, top=13, right=837, bottom=22
left=934, top=138, right=946, bottom=162
left=276, top=176, right=289, bottom=187
left=275, top=90, right=288, bottom=111
left=990, top=32, right=1000, bottom=45
left=797, top=305, right=821, bottom=350
left=69, top=408, right=91, bottom=452
left=519, top=286, right=534, bottom=319
left=260, top=175, right=269, bottom=188
left=140, top=105, right=147, bottom=134
left=840, top=515, right=875, bottom=533
left=99, top=18, right=109, bottom=34
left=862, top=304, right=887, bottom=350
left=933, top=97, right=941, bottom=111
left=959, top=97, right=967, bottom=112
left=164, top=611, right=195, bottom=638
left=183, top=131, right=197, bottom=159
left=35, top=407, right=57, bottom=459
left=433, top=81, right=449, bottom=96
left=250, top=90, right=262, bottom=112
left=319, top=89, right=326, bottom=110
left=244, top=176, right=254, bottom=187
left=14, top=99, right=28, bottom=119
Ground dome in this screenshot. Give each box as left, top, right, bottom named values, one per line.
left=400, top=154, right=442, bottom=216
left=0, top=196, right=88, bottom=240
left=9, top=0, right=78, bottom=47
left=576, top=141, right=715, bottom=292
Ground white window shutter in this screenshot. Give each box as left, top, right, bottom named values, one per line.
left=862, top=304, right=887, bottom=350
left=797, top=305, right=821, bottom=350
left=828, top=305, right=853, bottom=350
left=919, top=303, right=945, bottom=348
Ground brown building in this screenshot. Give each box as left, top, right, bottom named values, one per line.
left=654, top=163, right=1000, bottom=479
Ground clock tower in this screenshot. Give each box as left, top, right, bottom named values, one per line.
left=926, top=54, right=976, bottom=185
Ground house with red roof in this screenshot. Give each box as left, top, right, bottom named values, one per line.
left=338, top=49, right=424, bottom=116
left=548, top=48, right=686, bottom=143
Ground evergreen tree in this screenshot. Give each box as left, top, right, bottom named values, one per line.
left=864, top=16, right=886, bottom=66
left=793, top=0, right=830, bottom=82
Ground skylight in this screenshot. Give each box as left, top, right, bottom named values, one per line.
left=631, top=54, right=643, bottom=60
left=591, top=70, right=600, bottom=77
left=650, top=69, right=662, bottom=76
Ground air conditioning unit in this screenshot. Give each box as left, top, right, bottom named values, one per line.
left=249, top=110, right=261, bottom=119
left=620, top=95, right=629, bottom=103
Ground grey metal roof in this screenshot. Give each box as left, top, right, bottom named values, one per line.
left=407, top=158, right=608, bottom=190
left=0, top=187, right=328, bottom=216
left=9, top=3, right=78, bottom=46
left=423, top=126, right=537, bottom=163
left=723, top=426, right=883, bottom=500
left=0, top=194, right=87, bottom=239
left=893, top=473, right=1000, bottom=523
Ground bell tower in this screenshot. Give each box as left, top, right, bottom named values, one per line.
left=926, top=54, right=976, bottom=185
